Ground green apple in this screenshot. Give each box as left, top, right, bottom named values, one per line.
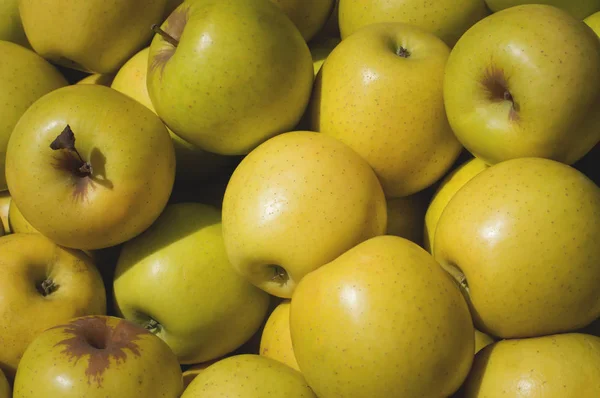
left=585, top=10, right=600, bottom=35
left=13, top=315, right=183, bottom=398
left=5, top=84, right=176, bottom=250
left=0, top=0, right=29, bottom=47
left=290, top=235, right=474, bottom=398
left=222, top=131, right=387, bottom=298
left=462, top=333, right=600, bottom=397
left=19, top=0, right=168, bottom=73
left=485, top=0, right=600, bottom=19
left=0, top=233, right=106, bottom=380
left=310, top=22, right=462, bottom=198
left=424, top=157, right=489, bottom=253
left=111, top=47, right=237, bottom=184
left=270, top=0, right=336, bottom=42
left=114, top=202, right=271, bottom=364
left=444, top=4, right=600, bottom=166
left=0, top=40, right=68, bottom=191
left=339, top=0, right=489, bottom=46
left=181, top=354, right=316, bottom=398
left=147, top=0, right=314, bottom=155
left=434, top=157, right=600, bottom=339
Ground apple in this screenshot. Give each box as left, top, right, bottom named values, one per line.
left=146, top=0, right=314, bottom=155
left=434, top=157, right=600, bottom=339
left=474, top=329, right=495, bottom=354
left=110, top=47, right=237, bottom=184
left=19, top=0, right=167, bottom=73
left=385, top=190, right=429, bottom=247
left=5, top=84, right=176, bottom=250
left=0, top=369, right=9, bottom=398
left=221, top=131, right=387, bottom=298
left=585, top=10, right=600, bottom=35
left=181, top=354, right=317, bottom=398
left=485, top=0, right=600, bottom=19
left=444, top=4, right=600, bottom=166
left=259, top=300, right=300, bottom=371
left=13, top=315, right=183, bottom=398
left=0, top=233, right=106, bottom=379
left=270, top=0, right=336, bottom=42
left=114, top=202, right=271, bottom=364
left=424, top=157, right=489, bottom=253
left=0, top=0, right=29, bottom=47
left=182, top=360, right=220, bottom=390
left=7, top=199, right=40, bottom=234
left=0, top=191, right=9, bottom=233
left=338, top=0, right=489, bottom=46
left=290, top=235, right=474, bottom=398
left=462, top=333, right=600, bottom=397
left=76, top=73, right=115, bottom=86
left=309, top=36, right=341, bottom=77
left=0, top=40, right=68, bottom=192
left=310, top=22, right=463, bottom=198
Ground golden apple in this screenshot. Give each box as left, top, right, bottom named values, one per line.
left=309, top=35, right=340, bottom=77
left=424, top=157, right=488, bottom=253
left=76, top=73, right=115, bottom=86
left=270, top=0, right=336, bottom=42
left=310, top=22, right=462, bottom=197
left=0, top=191, right=9, bottom=233
left=181, top=354, right=316, bottom=398
left=444, top=4, right=600, bottom=166
left=339, top=0, right=489, bottom=46
left=0, top=0, right=29, bottom=47
left=13, top=315, right=183, bottom=397
left=486, top=0, right=600, bottom=20
left=290, top=235, right=474, bottom=398
left=0, top=233, right=106, bottom=379
left=0, top=369, right=9, bottom=398
left=585, top=10, right=600, bottom=35
left=386, top=190, right=429, bottom=247
left=8, top=199, right=40, bottom=234
left=462, top=333, right=600, bottom=397
left=182, top=360, right=220, bottom=391
left=474, top=329, right=495, bottom=354
left=434, top=157, right=600, bottom=338
left=259, top=300, right=300, bottom=371
left=222, top=131, right=387, bottom=298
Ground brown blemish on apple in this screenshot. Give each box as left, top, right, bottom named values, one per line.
left=482, top=66, right=519, bottom=121
left=150, top=5, right=190, bottom=75
left=51, top=316, right=150, bottom=388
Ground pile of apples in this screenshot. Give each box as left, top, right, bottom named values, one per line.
left=1, top=0, right=599, bottom=397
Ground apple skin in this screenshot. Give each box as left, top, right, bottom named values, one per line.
left=462, top=334, right=600, bottom=397
left=0, top=0, right=29, bottom=47
left=7, top=199, right=40, bottom=234
left=290, top=235, right=474, bottom=398
left=585, top=10, right=600, bottom=35
left=147, top=0, right=314, bottom=155
left=181, top=354, right=316, bottom=398
left=19, top=0, right=167, bottom=73
left=485, top=0, right=600, bottom=20
left=310, top=22, right=463, bottom=198
left=444, top=4, right=600, bottom=166
left=13, top=315, right=183, bottom=398
left=221, top=131, right=387, bottom=298
left=338, top=0, right=489, bottom=46
left=270, top=0, right=336, bottom=42
left=259, top=300, right=300, bottom=371
left=0, top=191, right=9, bottom=233
left=0, top=233, right=106, bottom=380
left=474, top=329, right=495, bottom=354
left=0, top=41, right=68, bottom=192
left=5, top=84, right=176, bottom=250
left=113, top=202, right=271, bottom=364
left=424, top=157, right=489, bottom=253
left=434, top=157, right=600, bottom=339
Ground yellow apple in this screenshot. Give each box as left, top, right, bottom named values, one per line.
left=444, top=4, right=600, bottom=166
left=462, top=333, right=600, bottom=397
left=182, top=360, right=220, bottom=391
left=309, top=35, right=341, bottom=77
left=290, top=235, right=474, bottom=398
left=475, top=329, right=495, bottom=354
left=0, top=369, right=9, bottom=398
left=270, top=0, right=336, bottom=42
left=385, top=190, right=429, bottom=247
left=310, top=22, right=462, bottom=197
left=76, top=73, right=115, bottom=86
left=0, top=41, right=67, bottom=191
left=0, top=191, right=10, bottom=233
left=259, top=300, right=300, bottom=371
left=7, top=199, right=39, bottom=234
left=424, top=157, right=489, bottom=253
left=222, top=131, right=387, bottom=298
left=339, top=0, right=489, bottom=46
left=434, top=157, right=600, bottom=339
left=13, top=315, right=183, bottom=398
left=181, top=354, right=317, bottom=398
left=19, top=0, right=168, bottom=73
left=584, top=10, right=600, bottom=35
left=486, top=0, right=600, bottom=20
left=0, top=233, right=106, bottom=379
left=110, top=47, right=236, bottom=184
left=0, top=0, right=29, bottom=47
left=114, top=202, right=270, bottom=364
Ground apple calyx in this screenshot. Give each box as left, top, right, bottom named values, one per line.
left=396, top=46, right=411, bottom=58
left=270, top=265, right=289, bottom=285
left=151, top=24, right=179, bottom=47
left=50, top=125, right=93, bottom=177
left=37, top=278, right=59, bottom=296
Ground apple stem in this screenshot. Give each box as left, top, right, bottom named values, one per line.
left=151, top=24, right=179, bottom=47
left=50, top=125, right=93, bottom=177
left=144, top=318, right=160, bottom=333
left=503, top=90, right=513, bottom=102
left=38, top=279, right=59, bottom=296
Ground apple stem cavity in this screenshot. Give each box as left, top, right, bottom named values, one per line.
left=144, top=318, right=160, bottom=333
left=151, top=24, right=179, bottom=47
left=270, top=265, right=289, bottom=285
left=396, top=46, right=411, bottom=58
left=37, top=278, right=59, bottom=296
left=50, top=125, right=93, bottom=177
